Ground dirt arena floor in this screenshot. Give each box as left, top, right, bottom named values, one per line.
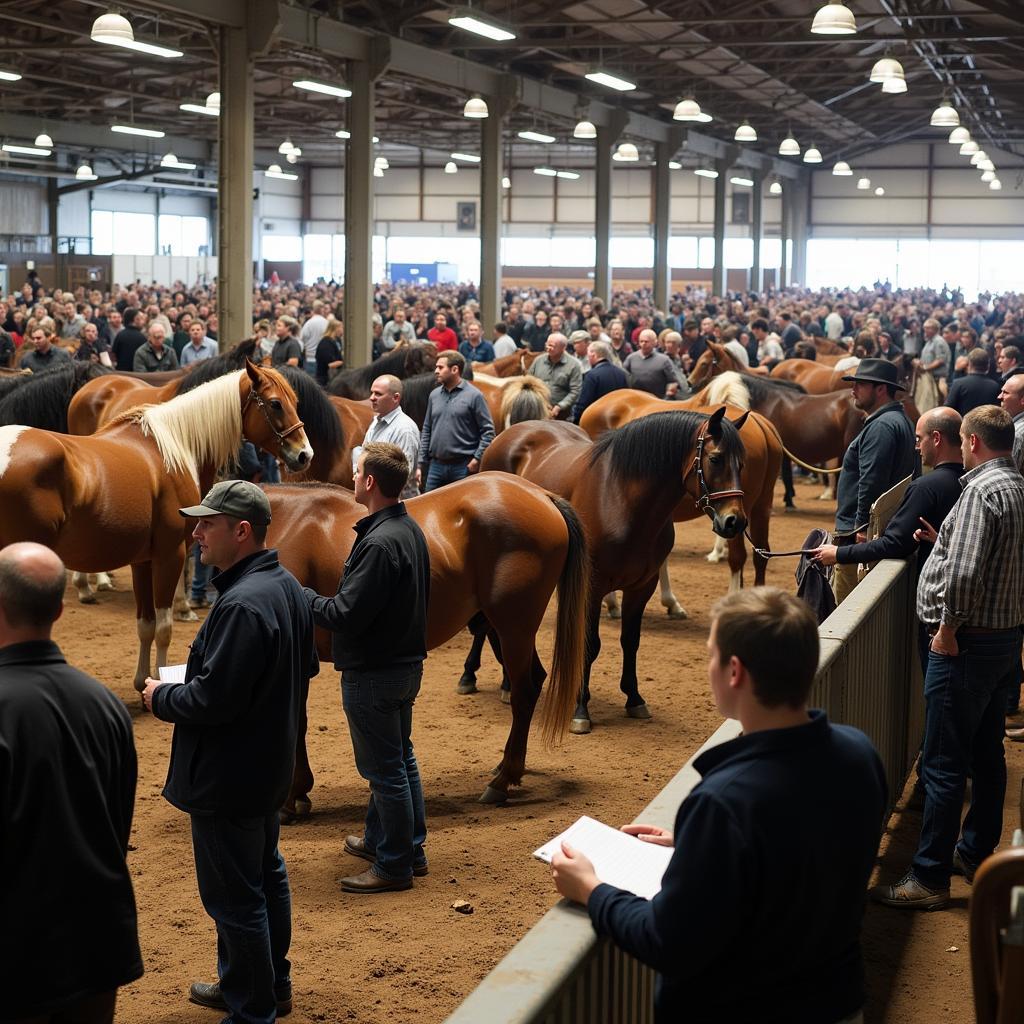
left=50, top=475, right=1012, bottom=1024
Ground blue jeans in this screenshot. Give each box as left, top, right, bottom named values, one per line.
left=190, top=813, right=292, bottom=1024
left=424, top=459, right=470, bottom=492
left=341, top=665, right=427, bottom=881
left=303, top=359, right=317, bottom=376
left=190, top=542, right=212, bottom=602
left=912, top=628, right=1019, bottom=888
left=259, top=451, right=280, bottom=484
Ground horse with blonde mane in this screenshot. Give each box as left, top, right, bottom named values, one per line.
left=471, top=374, right=552, bottom=431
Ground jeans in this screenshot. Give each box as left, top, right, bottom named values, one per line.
left=190, top=813, right=292, bottom=1024
left=912, top=628, right=1019, bottom=888
left=303, top=359, right=317, bottom=376
left=424, top=459, right=470, bottom=492
left=259, top=451, right=280, bottom=484
left=341, top=665, right=427, bottom=881
left=190, top=542, right=212, bottom=602
left=1007, top=626, right=1023, bottom=714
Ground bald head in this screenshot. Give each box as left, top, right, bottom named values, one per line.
left=0, top=542, right=66, bottom=637
left=999, top=372, right=1024, bottom=419
left=915, top=407, right=963, bottom=469
left=638, top=329, right=658, bottom=355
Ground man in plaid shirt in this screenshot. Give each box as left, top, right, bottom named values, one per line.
left=873, top=405, right=1024, bottom=910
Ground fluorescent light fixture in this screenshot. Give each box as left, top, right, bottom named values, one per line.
left=265, top=164, right=298, bottom=180
left=803, top=146, right=823, bottom=164
left=111, top=124, right=165, bottom=138
left=533, top=167, right=557, bottom=177
left=832, top=160, right=852, bottom=176
left=75, top=162, right=96, bottom=180
left=2, top=143, right=52, bottom=156
left=673, top=97, right=703, bottom=121
left=0, top=70, right=22, bottom=81
left=870, top=57, right=905, bottom=83
left=451, top=152, right=481, bottom=163
left=34, top=133, right=53, bottom=149
left=335, top=129, right=351, bottom=140
left=779, top=134, right=800, bottom=156
left=444, top=160, right=458, bottom=174
left=881, top=77, right=907, bottom=94
left=857, top=177, right=871, bottom=189
left=179, top=102, right=219, bottom=116
left=518, top=129, right=556, bottom=144
left=668, top=160, right=682, bottom=170
left=574, top=119, right=596, bottom=139
left=463, top=95, right=489, bottom=118
left=90, top=12, right=183, bottom=58
left=960, top=140, right=979, bottom=155
left=730, top=176, right=754, bottom=187
left=694, top=167, right=719, bottom=179
left=948, top=126, right=970, bottom=145
left=447, top=12, right=515, bottom=41
left=585, top=70, right=636, bottom=92
left=293, top=79, right=351, bottom=98
left=734, top=121, right=757, bottom=142
left=930, top=101, right=959, bottom=127
left=874, top=186, right=885, bottom=196
left=556, top=170, right=581, bottom=180
left=769, top=180, right=783, bottom=195
left=811, top=2, right=857, bottom=34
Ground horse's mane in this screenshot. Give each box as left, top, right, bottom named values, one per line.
left=744, top=373, right=807, bottom=399
left=277, top=366, right=345, bottom=453
left=703, top=371, right=751, bottom=411
left=589, top=410, right=743, bottom=483
left=0, top=361, right=111, bottom=431
left=326, top=342, right=437, bottom=397
left=500, top=376, right=550, bottom=426
left=397, top=372, right=440, bottom=429
left=176, top=339, right=261, bottom=395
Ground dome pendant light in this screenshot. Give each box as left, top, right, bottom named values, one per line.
left=803, top=145, right=823, bottom=164
left=734, top=121, right=757, bottom=143
left=673, top=96, right=703, bottom=121
left=769, top=180, right=783, bottom=195
left=981, top=169, right=995, bottom=182
left=930, top=99, right=959, bottom=127
left=444, top=160, right=458, bottom=173
left=874, top=186, right=885, bottom=196
left=463, top=95, right=489, bottom=119
left=811, top=3, right=857, bottom=34
left=881, top=78, right=907, bottom=94
left=857, top=177, right=871, bottom=190
left=75, top=162, right=96, bottom=180
left=870, top=57, right=905, bottom=83
left=832, top=160, right=852, bottom=176
left=948, top=126, right=970, bottom=145
left=573, top=119, right=596, bottom=139
left=990, top=178, right=1002, bottom=191
left=960, top=140, right=979, bottom=156
left=34, top=132, right=54, bottom=149
left=613, top=142, right=639, bottom=162
left=779, top=133, right=800, bottom=156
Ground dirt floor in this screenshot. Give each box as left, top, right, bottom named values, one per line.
left=50, top=475, right=1016, bottom=1024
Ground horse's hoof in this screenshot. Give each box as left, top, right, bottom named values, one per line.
left=569, top=717, right=592, bottom=735
left=665, top=604, right=688, bottom=620
left=499, top=689, right=511, bottom=705
left=626, top=703, right=652, bottom=720
left=97, top=581, right=116, bottom=592
left=479, top=785, right=508, bottom=805
left=77, top=593, right=98, bottom=605
left=279, top=808, right=298, bottom=826
left=456, top=678, right=478, bottom=695
left=294, top=798, right=312, bottom=819
left=608, top=607, right=621, bottom=620
left=175, top=608, right=199, bottom=623
left=817, top=492, right=834, bottom=502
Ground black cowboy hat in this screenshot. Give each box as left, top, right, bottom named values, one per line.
left=842, top=357, right=906, bottom=391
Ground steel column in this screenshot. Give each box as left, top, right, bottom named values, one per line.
left=711, top=158, right=728, bottom=297
left=780, top=184, right=791, bottom=288
left=480, top=86, right=516, bottom=335
left=653, top=141, right=672, bottom=312
left=594, top=112, right=627, bottom=304
left=750, top=174, right=764, bottom=294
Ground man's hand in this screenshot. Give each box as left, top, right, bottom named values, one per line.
left=930, top=624, right=959, bottom=657
left=855, top=531, right=867, bottom=544
left=549, top=404, right=563, bottom=419
left=620, top=823, right=674, bottom=847
left=666, top=383, right=679, bottom=398
left=550, top=841, right=600, bottom=904
left=414, top=467, right=422, bottom=487
left=810, top=544, right=839, bottom=567
left=914, top=517, right=938, bottom=544
left=467, top=458, right=480, bottom=474
left=141, top=676, right=165, bottom=712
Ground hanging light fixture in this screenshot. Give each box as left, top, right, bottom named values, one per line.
left=734, top=121, right=757, bottom=142
left=930, top=99, right=959, bottom=127
left=769, top=179, right=783, bottom=195
left=533, top=167, right=557, bottom=177
left=90, top=12, right=183, bottom=58
left=463, top=95, right=489, bottom=118
left=613, top=142, right=639, bottom=161
left=373, top=165, right=384, bottom=177
left=990, top=178, right=1002, bottom=190
left=518, top=129, right=556, bottom=144
left=694, top=167, right=719, bottom=179
left=2, top=142, right=53, bottom=156
left=668, top=161, right=682, bottom=170
left=870, top=57, right=905, bottom=83
left=0, top=69, right=22, bottom=81
left=779, top=134, right=800, bottom=156
left=881, top=77, right=908, bottom=94
left=292, top=79, right=352, bottom=99
left=278, top=139, right=296, bottom=155
left=110, top=123, right=164, bottom=138
left=376, top=156, right=390, bottom=169
left=286, top=152, right=298, bottom=164
left=206, top=91, right=220, bottom=111
left=948, top=126, right=970, bottom=145
left=265, top=163, right=298, bottom=180
left=335, top=129, right=351, bottom=140
left=160, top=152, right=196, bottom=170
left=501, top=176, right=511, bottom=188
left=857, top=177, right=871, bottom=190
left=75, top=162, right=96, bottom=180
left=450, top=152, right=480, bottom=163
left=34, top=133, right=54, bottom=149
left=971, top=149, right=988, bottom=166
left=832, top=160, right=852, bottom=175
left=960, top=140, right=979, bottom=156
left=444, top=160, right=458, bottom=173
left=803, top=145, right=822, bottom=164
left=673, top=96, right=703, bottom=121
left=584, top=70, right=636, bottom=92
left=810, top=3, right=857, bottom=34
left=179, top=100, right=220, bottom=116
left=573, top=119, right=596, bottom=140
left=981, top=169, right=995, bottom=182
left=874, top=186, right=885, bottom=196
left=978, top=159, right=995, bottom=172
left=447, top=10, right=516, bottom=42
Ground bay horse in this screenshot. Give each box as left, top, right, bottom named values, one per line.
left=326, top=342, right=437, bottom=399
left=578, top=390, right=782, bottom=612
left=770, top=357, right=855, bottom=394
left=264, top=475, right=589, bottom=810
left=0, top=362, right=311, bottom=690
left=474, top=350, right=541, bottom=377
left=481, top=409, right=747, bottom=733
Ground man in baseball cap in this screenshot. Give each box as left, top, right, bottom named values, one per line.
left=178, top=478, right=272, bottom=526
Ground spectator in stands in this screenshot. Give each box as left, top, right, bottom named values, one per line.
left=271, top=316, right=302, bottom=368
left=382, top=306, right=416, bottom=350
left=569, top=330, right=591, bottom=373
left=607, top=319, right=633, bottom=362
left=779, top=311, right=803, bottom=354
left=550, top=587, right=886, bottom=1024
left=824, top=304, right=845, bottom=341
left=299, top=299, right=328, bottom=375
left=0, top=327, right=14, bottom=368
left=74, top=322, right=108, bottom=365
left=998, top=373, right=1024, bottom=472
left=915, top=318, right=950, bottom=395
left=877, top=332, right=902, bottom=361
left=491, top=322, right=517, bottom=359
left=875, top=406, right=1024, bottom=908
left=99, top=308, right=122, bottom=351
left=944, top=349, right=1000, bottom=415
left=458, top=321, right=495, bottom=364
left=572, top=341, right=628, bottom=423
left=522, top=309, right=551, bottom=353
left=180, top=321, right=218, bottom=367
left=751, top=319, right=784, bottom=368
left=60, top=300, right=86, bottom=340
left=21, top=327, right=71, bottom=372
left=315, top=318, right=344, bottom=386
left=623, top=329, right=680, bottom=400
left=996, top=344, right=1023, bottom=382
left=133, top=323, right=179, bottom=373
left=171, top=312, right=193, bottom=359
left=426, top=311, right=458, bottom=353
left=529, top=333, right=583, bottom=421
left=112, top=308, right=147, bottom=371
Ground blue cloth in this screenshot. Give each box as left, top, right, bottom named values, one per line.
left=341, top=665, right=427, bottom=881
left=189, top=542, right=212, bottom=601
left=587, top=711, right=886, bottom=1024
left=458, top=339, right=496, bottom=363
left=913, top=628, right=1019, bottom=888
left=190, top=812, right=291, bottom=1024
left=418, top=380, right=494, bottom=463
left=179, top=338, right=218, bottom=365
left=424, top=459, right=471, bottom=491
left=571, top=359, right=629, bottom=423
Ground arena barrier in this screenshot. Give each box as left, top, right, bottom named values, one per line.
left=445, top=558, right=921, bottom=1024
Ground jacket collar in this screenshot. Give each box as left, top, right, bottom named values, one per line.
left=211, top=548, right=280, bottom=595
left=960, top=455, right=1018, bottom=490
left=694, top=708, right=829, bottom=778
left=0, top=639, right=66, bottom=669
left=865, top=399, right=905, bottom=422
left=354, top=502, right=408, bottom=539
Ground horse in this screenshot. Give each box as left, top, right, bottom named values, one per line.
left=770, top=358, right=856, bottom=394
left=481, top=409, right=747, bottom=734
left=0, top=362, right=311, bottom=690
left=0, top=362, right=111, bottom=432
left=578, top=390, right=782, bottom=613
left=326, top=342, right=437, bottom=399
left=687, top=341, right=757, bottom=391
left=473, top=350, right=542, bottom=377
left=325, top=395, right=374, bottom=487
left=263, top=475, right=589, bottom=810
left=472, top=374, right=551, bottom=431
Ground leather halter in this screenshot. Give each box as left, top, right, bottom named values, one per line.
left=242, top=382, right=306, bottom=445
left=683, top=420, right=745, bottom=517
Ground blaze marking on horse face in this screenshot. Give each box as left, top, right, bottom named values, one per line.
left=0, top=425, right=29, bottom=480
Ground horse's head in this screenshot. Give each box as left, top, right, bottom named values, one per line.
left=242, top=359, right=314, bottom=471
left=406, top=342, right=438, bottom=376
left=687, top=341, right=730, bottom=391
left=685, top=406, right=747, bottom=539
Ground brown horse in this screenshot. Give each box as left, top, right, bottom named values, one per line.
left=482, top=408, right=747, bottom=733
left=472, top=374, right=551, bottom=431
left=0, top=362, right=311, bottom=689
left=474, top=350, right=542, bottom=377
left=326, top=342, right=437, bottom=399
left=264, top=475, right=589, bottom=809
left=771, top=358, right=855, bottom=394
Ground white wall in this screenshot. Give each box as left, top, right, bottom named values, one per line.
left=111, top=254, right=217, bottom=287
left=0, top=182, right=45, bottom=235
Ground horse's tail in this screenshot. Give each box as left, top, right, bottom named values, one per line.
left=540, top=494, right=591, bottom=744
left=501, top=376, right=551, bottom=426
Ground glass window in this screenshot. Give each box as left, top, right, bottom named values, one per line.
left=158, top=214, right=181, bottom=255
left=181, top=216, right=208, bottom=257
left=97, top=212, right=155, bottom=256
left=303, top=234, right=332, bottom=282
left=91, top=210, right=113, bottom=255
left=759, top=239, right=782, bottom=268
left=262, top=235, right=302, bottom=262
left=669, top=236, right=698, bottom=267
left=611, top=237, right=653, bottom=268
left=550, top=236, right=595, bottom=267
left=698, top=236, right=715, bottom=269
left=723, top=238, right=753, bottom=269
left=332, top=235, right=346, bottom=281
left=502, top=237, right=551, bottom=266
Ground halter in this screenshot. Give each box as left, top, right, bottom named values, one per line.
left=242, top=382, right=306, bottom=445
left=684, top=420, right=745, bottom=517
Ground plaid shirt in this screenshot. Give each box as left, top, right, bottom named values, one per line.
left=916, top=456, right=1024, bottom=629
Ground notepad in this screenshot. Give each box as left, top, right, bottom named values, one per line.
left=533, top=815, right=674, bottom=900
left=158, top=663, right=187, bottom=685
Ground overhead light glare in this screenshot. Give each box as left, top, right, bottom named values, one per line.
left=948, top=126, right=970, bottom=145
left=2, top=143, right=52, bottom=156
left=179, top=102, right=219, bottom=116
left=811, top=2, right=857, bottom=34
left=668, top=160, right=682, bottom=170
left=111, top=123, right=165, bottom=138
left=832, top=160, right=852, bottom=176
left=518, top=129, right=556, bottom=144
left=874, top=186, right=885, bottom=196
left=463, top=95, right=489, bottom=118
left=90, top=13, right=182, bottom=57
left=501, top=176, right=511, bottom=188
left=573, top=119, right=596, bottom=139
left=734, top=121, right=757, bottom=142
left=694, top=167, right=719, bottom=179
left=265, top=164, right=298, bottom=180
left=451, top=152, right=481, bottom=163
left=447, top=12, right=515, bottom=42
left=779, top=134, right=800, bottom=156
left=293, top=79, right=351, bottom=98
left=803, top=146, right=822, bottom=164
left=444, top=160, right=458, bottom=174
left=881, top=77, right=908, bottom=94
left=335, top=129, right=351, bottom=140
left=870, top=57, right=905, bottom=83
left=930, top=101, right=959, bottom=127
left=0, top=70, right=22, bottom=81
left=857, top=177, right=871, bottom=189
left=585, top=70, right=636, bottom=92
left=374, top=165, right=384, bottom=177
left=673, top=96, right=703, bottom=121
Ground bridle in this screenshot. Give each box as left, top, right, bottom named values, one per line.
left=242, top=382, right=306, bottom=445
left=683, top=420, right=745, bottom=518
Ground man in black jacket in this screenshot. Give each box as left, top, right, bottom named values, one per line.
left=572, top=340, right=629, bottom=422
left=945, top=348, right=1001, bottom=415
left=0, top=542, right=142, bottom=1023
left=110, top=308, right=147, bottom=371
left=143, top=480, right=317, bottom=1024
left=304, top=442, right=431, bottom=895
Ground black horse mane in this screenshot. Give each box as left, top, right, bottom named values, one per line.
left=397, top=372, right=439, bottom=429
left=326, top=343, right=436, bottom=397
left=0, top=361, right=111, bottom=432
left=175, top=339, right=261, bottom=394
left=744, top=374, right=806, bottom=400
left=276, top=366, right=345, bottom=452
left=589, top=410, right=743, bottom=483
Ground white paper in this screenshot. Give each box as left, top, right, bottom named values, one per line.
left=533, top=815, right=674, bottom=900
left=158, top=663, right=187, bottom=685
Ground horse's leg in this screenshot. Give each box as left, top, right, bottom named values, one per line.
left=96, top=571, right=115, bottom=591
left=173, top=565, right=198, bottom=623
left=604, top=591, right=621, bottom=619
left=618, top=576, right=660, bottom=719
left=283, top=676, right=315, bottom=823
left=818, top=466, right=837, bottom=501
left=130, top=562, right=156, bottom=693
left=458, top=614, right=489, bottom=694
left=706, top=534, right=727, bottom=564
left=485, top=629, right=512, bottom=704
left=726, top=534, right=746, bottom=592
left=72, top=571, right=98, bottom=604
left=658, top=556, right=688, bottom=619
left=782, top=456, right=796, bottom=509
left=571, top=598, right=602, bottom=735
left=750, top=499, right=771, bottom=587
left=152, top=546, right=184, bottom=676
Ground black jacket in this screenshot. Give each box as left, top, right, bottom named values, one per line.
left=111, top=326, right=147, bottom=371
left=306, top=503, right=430, bottom=671
left=944, top=374, right=1001, bottom=415
left=838, top=462, right=965, bottom=571
left=152, top=549, right=317, bottom=816
left=0, top=641, right=142, bottom=1017
left=572, top=358, right=629, bottom=422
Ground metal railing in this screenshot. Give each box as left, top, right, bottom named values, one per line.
left=445, top=558, right=921, bottom=1024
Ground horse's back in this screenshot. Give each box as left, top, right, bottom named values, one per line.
left=578, top=389, right=662, bottom=438
left=68, top=374, right=156, bottom=434
left=481, top=419, right=591, bottom=493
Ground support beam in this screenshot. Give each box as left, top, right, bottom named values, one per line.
left=595, top=111, right=628, bottom=303
left=790, top=179, right=809, bottom=285
left=711, top=158, right=729, bottom=298
left=750, top=174, right=764, bottom=294
left=780, top=185, right=791, bottom=288
left=652, top=141, right=673, bottom=312
left=46, top=178, right=59, bottom=286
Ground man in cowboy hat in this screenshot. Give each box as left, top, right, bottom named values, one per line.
left=832, top=358, right=916, bottom=603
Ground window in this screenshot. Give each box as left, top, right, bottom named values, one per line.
left=302, top=234, right=332, bottom=282
left=91, top=210, right=113, bottom=255
left=91, top=210, right=155, bottom=255
left=669, top=236, right=698, bottom=267
left=158, top=214, right=209, bottom=256
left=610, top=237, right=653, bottom=268
left=262, top=234, right=302, bottom=262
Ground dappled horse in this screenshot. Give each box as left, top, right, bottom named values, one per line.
left=0, top=362, right=311, bottom=691
left=264, top=475, right=589, bottom=811
left=482, top=409, right=746, bottom=733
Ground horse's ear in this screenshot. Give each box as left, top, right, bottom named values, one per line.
left=244, top=358, right=260, bottom=384
left=730, top=410, right=750, bottom=432
left=707, top=405, right=727, bottom=437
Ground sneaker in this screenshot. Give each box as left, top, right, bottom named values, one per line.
left=952, top=848, right=978, bottom=884
left=870, top=870, right=949, bottom=910
left=189, top=980, right=292, bottom=1016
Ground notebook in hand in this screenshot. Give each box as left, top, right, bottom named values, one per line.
left=158, top=664, right=187, bottom=685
